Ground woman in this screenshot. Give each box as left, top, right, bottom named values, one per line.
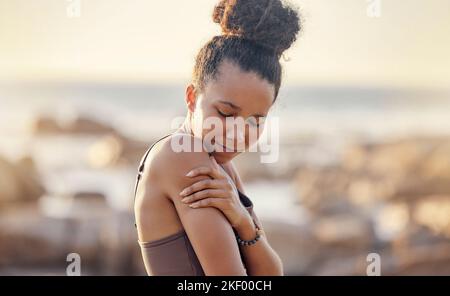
left=134, top=0, right=301, bottom=276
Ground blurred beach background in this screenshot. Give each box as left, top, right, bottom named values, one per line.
left=1, top=0, right=450, bottom=275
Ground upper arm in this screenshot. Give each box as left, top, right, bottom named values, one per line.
left=158, top=134, right=247, bottom=276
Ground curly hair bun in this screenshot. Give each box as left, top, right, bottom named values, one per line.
left=212, top=0, right=301, bottom=57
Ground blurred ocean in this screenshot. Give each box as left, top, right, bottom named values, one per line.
left=2, top=82, right=450, bottom=144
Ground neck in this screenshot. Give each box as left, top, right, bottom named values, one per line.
left=177, top=115, right=194, bottom=136
left=177, top=115, right=234, bottom=166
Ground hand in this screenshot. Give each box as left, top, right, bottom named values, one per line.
left=179, top=155, right=252, bottom=229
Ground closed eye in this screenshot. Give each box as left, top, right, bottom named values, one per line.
left=217, top=109, right=234, bottom=118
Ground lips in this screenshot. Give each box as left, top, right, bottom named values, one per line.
left=215, top=141, right=246, bottom=153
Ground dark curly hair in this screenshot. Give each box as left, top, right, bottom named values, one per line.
left=192, top=0, right=302, bottom=102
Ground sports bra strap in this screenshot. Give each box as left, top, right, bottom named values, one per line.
left=133, top=133, right=174, bottom=228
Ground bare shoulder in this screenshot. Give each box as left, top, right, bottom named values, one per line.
left=141, top=133, right=206, bottom=175
left=151, top=133, right=213, bottom=199
left=135, top=133, right=209, bottom=206
left=134, top=133, right=213, bottom=237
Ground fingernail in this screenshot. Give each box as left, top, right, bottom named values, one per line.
left=189, top=203, right=198, bottom=208
left=181, top=198, right=189, bottom=203
left=180, top=189, right=188, bottom=196
left=186, top=171, right=194, bottom=177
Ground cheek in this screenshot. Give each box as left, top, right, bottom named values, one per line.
left=191, top=98, right=211, bottom=136
left=200, top=113, right=227, bottom=142
left=247, top=128, right=261, bottom=147
left=246, top=125, right=265, bottom=147
left=214, top=119, right=229, bottom=144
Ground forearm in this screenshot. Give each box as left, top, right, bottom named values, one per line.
left=235, top=216, right=284, bottom=276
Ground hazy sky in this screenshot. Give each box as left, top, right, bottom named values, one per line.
left=1, top=0, right=450, bottom=88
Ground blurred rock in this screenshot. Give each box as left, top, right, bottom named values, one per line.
left=413, top=195, right=450, bottom=238
left=309, top=252, right=371, bottom=276
left=385, top=243, right=450, bottom=275
left=261, top=220, right=320, bottom=275
left=15, top=156, right=46, bottom=202
left=294, top=166, right=352, bottom=215
left=73, top=191, right=107, bottom=203
left=87, top=133, right=149, bottom=168
left=0, top=200, right=143, bottom=275
left=421, top=142, right=450, bottom=179
left=296, top=137, right=450, bottom=206
left=390, top=177, right=450, bottom=201
left=347, top=177, right=396, bottom=206
left=0, top=204, right=70, bottom=266
left=38, top=191, right=109, bottom=221
left=312, top=214, right=374, bottom=250
left=233, top=153, right=275, bottom=182
left=0, top=156, right=45, bottom=207
left=32, top=116, right=115, bottom=135
left=341, top=143, right=369, bottom=172
left=0, top=157, right=21, bottom=204
left=366, top=140, right=426, bottom=177
left=32, top=115, right=153, bottom=168
left=292, top=136, right=450, bottom=275
left=66, top=117, right=116, bottom=135
left=373, top=201, right=410, bottom=241
left=31, top=117, right=62, bottom=134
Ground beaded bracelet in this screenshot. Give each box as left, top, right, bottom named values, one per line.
left=235, top=222, right=262, bottom=246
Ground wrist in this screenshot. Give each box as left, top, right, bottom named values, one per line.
left=235, top=215, right=258, bottom=241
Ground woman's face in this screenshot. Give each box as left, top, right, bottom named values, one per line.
left=186, top=60, right=275, bottom=164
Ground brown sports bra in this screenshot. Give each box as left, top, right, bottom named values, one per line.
left=133, top=133, right=254, bottom=276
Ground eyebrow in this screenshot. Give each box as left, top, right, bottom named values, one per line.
left=218, top=100, right=241, bottom=110
left=218, top=100, right=266, bottom=118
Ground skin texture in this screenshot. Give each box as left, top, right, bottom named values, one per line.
left=135, top=60, right=283, bottom=275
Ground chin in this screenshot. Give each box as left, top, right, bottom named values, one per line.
left=210, top=150, right=240, bottom=163
left=208, top=142, right=244, bottom=162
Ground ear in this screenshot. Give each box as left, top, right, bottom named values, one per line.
left=185, top=84, right=198, bottom=113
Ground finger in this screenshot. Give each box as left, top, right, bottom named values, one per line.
left=189, top=197, right=229, bottom=209
left=181, top=189, right=227, bottom=204
left=179, top=178, right=225, bottom=197
left=186, top=165, right=224, bottom=180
